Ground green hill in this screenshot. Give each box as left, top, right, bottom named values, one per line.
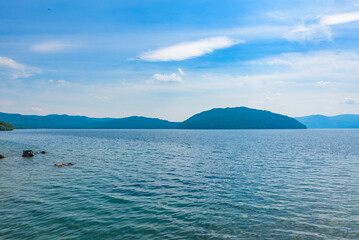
left=0, top=121, right=14, bottom=131
left=178, top=107, right=306, bottom=129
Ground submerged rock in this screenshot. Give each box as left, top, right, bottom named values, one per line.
left=54, top=162, right=74, bottom=167
left=0, top=154, right=5, bottom=159
left=40, top=151, right=46, bottom=154
left=22, top=150, right=34, bottom=157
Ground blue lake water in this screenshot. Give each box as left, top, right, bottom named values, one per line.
left=0, top=129, right=359, bottom=239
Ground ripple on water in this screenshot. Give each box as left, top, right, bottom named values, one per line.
left=1, top=129, right=359, bottom=239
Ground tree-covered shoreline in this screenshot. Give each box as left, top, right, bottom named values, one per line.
left=0, top=121, right=14, bottom=131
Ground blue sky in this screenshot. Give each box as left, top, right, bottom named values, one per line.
left=1, top=0, right=359, bottom=121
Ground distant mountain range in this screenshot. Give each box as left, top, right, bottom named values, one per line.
left=295, top=114, right=359, bottom=128
left=0, top=112, right=179, bottom=129
left=0, top=107, right=306, bottom=129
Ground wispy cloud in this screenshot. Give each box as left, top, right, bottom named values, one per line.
left=7, top=50, right=358, bottom=120
left=140, top=37, right=242, bottom=62
left=48, top=79, right=68, bottom=87
left=284, top=11, right=359, bottom=43
left=152, top=73, right=182, bottom=82
left=321, top=12, right=359, bottom=25
left=316, top=81, right=331, bottom=87
left=30, top=41, right=74, bottom=53
left=28, top=107, right=45, bottom=113
left=253, top=51, right=359, bottom=77
left=178, top=68, right=184, bottom=75
left=88, top=94, right=110, bottom=101
left=57, top=79, right=67, bottom=87
left=284, top=24, right=332, bottom=43
left=340, top=97, right=357, bottom=104
left=0, top=56, right=26, bottom=70
left=0, top=56, right=40, bottom=78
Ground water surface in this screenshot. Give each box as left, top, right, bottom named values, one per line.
left=0, top=129, right=359, bottom=239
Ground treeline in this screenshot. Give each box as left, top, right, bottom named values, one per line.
left=0, top=121, right=14, bottom=131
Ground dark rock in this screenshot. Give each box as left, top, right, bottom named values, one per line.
left=54, top=162, right=74, bottom=167
left=40, top=151, right=46, bottom=154
left=22, top=150, right=34, bottom=157
left=0, top=154, right=5, bottom=159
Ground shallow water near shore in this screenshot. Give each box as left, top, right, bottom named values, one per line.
left=1, top=129, right=359, bottom=239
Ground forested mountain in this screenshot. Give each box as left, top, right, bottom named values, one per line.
left=178, top=107, right=306, bottom=129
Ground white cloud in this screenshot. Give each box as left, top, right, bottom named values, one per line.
left=56, top=80, right=67, bottom=87
left=29, top=107, right=44, bottom=112
left=284, top=23, right=332, bottom=43
left=178, top=68, right=184, bottom=75
left=152, top=73, right=183, bottom=82
left=48, top=79, right=68, bottom=87
left=253, top=51, right=359, bottom=76
left=341, top=97, right=357, bottom=104
left=0, top=56, right=26, bottom=71
left=9, top=50, right=359, bottom=120
left=316, top=81, right=331, bottom=87
left=284, top=11, right=359, bottom=43
left=321, top=12, right=359, bottom=25
left=140, top=37, right=241, bottom=61
left=89, top=94, right=110, bottom=101
left=265, top=11, right=289, bottom=21
left=0, top=56, right=40, bottom=78
left=122, top=51, right=359, bottom=93
left=30, top=41, right=73, bottom=53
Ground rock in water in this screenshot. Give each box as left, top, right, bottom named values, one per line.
left=40, top=151, right=46, bottom=154
left=54, top=162, right=74, bottom=167
left=22, top=150, right=34, bottom=157
left=0, top=154, right=5, bottom=159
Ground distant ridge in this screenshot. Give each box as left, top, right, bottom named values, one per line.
left=95, top=116, right=179, bottom=129
left=295, top=114, right=359, bottom=128
left=0, top=112, right=177, bottom=129
left=0, top=107, right=306, bottom=129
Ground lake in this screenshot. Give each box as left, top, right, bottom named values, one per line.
left=0, top=129, right=359, bottom=239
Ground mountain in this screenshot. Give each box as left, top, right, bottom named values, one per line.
left=0, top=121, right=14, bottom=131
left=0, top=112, right=107, bottom=129
left=178, top=107, right=306, bottom=129
left=96, top=117, right=178, bottom=129
left=295, top=114, right=359, bottom=128
left=0, top=112, right=177, bottom=129
left=0, top=107, right=306, bottom=130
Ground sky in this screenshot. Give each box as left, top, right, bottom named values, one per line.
left=1, top=0, right=359, bottom=121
